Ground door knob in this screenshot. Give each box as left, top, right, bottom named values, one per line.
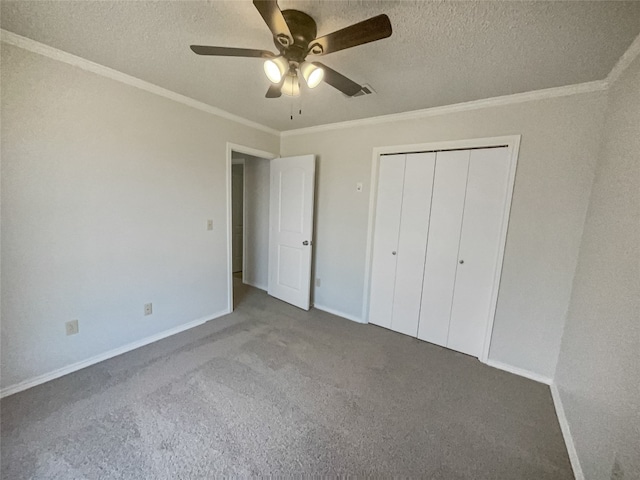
left=459, top=260, right=464, bottom=264
left=303, top=240, right=309, bottom=246
left=392, top=251, right=397, bottom=256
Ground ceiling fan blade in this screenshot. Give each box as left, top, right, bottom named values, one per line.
left=266, top=74, right=286, bottom=98
left=314, top=62, right=362, bottom=96
left=253, top=0, right=293, bottom=45
left=190, top=45, right=275, bottom=58
left=310, top=14, right=392, bottom=55
left=266, top=80, right=284, bottom=98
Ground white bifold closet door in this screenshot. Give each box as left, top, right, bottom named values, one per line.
left=418, top=147, right=510, bottom=357
left=368, top=154, right=405, bottom=329
left=416, top=150, right=469, bottom=346
left=445, top=147, right=510, bottom=356
left=369, top=152, right=436, bottom=336
left=369, top=146, right=510, bottom=359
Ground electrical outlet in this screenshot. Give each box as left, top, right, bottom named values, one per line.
left=144, top=303, right=153, bottom=316
left=316, top=278, right=321, bottom=287
left=207, top=219, right=213, bottom=231
left=356, top=182, right=363, bottom=193
left=65, top=320, right=79, bottom=336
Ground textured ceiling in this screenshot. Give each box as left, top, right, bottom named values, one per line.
left=2, top=1, right=640, bottom=131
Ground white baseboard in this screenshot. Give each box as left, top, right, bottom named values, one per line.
left=313, top=304, right=365, bottom=324
left=242, top=279, right=267, bottom=291
left=0, top=309, right=230, bottom=399
left=485, top=359, right=553, bottom=385
left=551, top=383, right=585, bottom=480
left=486, top=361, right=583, bottom=478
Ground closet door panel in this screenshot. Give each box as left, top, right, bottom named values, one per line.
left=417, top=150, right=470, bottom=346
left=391, top=152, right=436, bottom=336
left=448, top=147, right=510, bottom=357
left=368, top=154, right=405, bottom=328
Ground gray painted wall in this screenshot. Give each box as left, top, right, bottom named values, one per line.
left=0, top=44, right=279, bottom=389
left=281, top=92, right=607, bottom=379
left=231, top=164, right=244, bottom=273
left=554, top=56, right=640, bottom=479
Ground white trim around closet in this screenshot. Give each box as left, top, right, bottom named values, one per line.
left=362, top=135, right=521, bottom=364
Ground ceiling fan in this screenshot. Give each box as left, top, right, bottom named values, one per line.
left=190, top=0, right=392, bottom=98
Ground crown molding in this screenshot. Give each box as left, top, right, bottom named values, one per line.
left=280, top=80, right=608, bottom=137
left=1, top=29, right=280, bottom=137
left=606, top=32, right=640, bottom=86
left=4, top=27, right=637, bottom=140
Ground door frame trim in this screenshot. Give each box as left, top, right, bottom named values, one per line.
left=226, top=143, right=277, bottom=313
left=362, top=135, right=521, bottom=363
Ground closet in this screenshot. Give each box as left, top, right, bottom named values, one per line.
left=368, top=146, right=511, bottom=358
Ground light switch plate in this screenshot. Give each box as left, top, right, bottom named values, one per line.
left=66, top=320, right=79, bottom=336
left=207, top=219, right=214, bottom=230
left=356, top=183, right=363, bottom=193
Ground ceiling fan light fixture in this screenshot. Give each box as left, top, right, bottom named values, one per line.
left=282, top=74, right=300, bottom=97
left=300, top=61, right=324, bottom=88
left=192, top=1, right=393, bottom=99
left=263, top=56, right=288, bottom=83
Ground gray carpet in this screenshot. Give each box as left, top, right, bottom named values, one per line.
left=1, top=281, right=573, bottom=479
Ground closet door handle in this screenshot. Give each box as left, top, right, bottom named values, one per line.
left=392, top=251, right=397, bottom=256
left=459, top=260, right=464, bottom=264
left=303, top=240, right=309, bottom=246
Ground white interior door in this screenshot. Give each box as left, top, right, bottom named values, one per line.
left=268, top=155, right=316, bottom=310
left=369, top=154, right=405, bottom=328
left=231, top=164, right=244, bottom=273
left=417, top=150, right=470, bottom=346
left=447, top=147, right=510, bottom=356
left=390, top=152, right=436, bottom=336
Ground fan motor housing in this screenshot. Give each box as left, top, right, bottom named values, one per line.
left=275, top=10, right=318, bottom=62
